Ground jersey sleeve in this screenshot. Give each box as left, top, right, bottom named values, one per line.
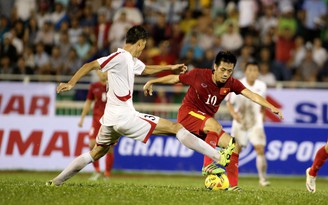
left=86, top=84, right=95, bottom=101
left=179, top=69, right=198, bottom=85
left=97, top=52, right=122, bottom=72
left=231, top=78, right=246, bottom=94
left=134, top=59, right=146, bottom=75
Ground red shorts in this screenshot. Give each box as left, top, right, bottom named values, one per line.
left=89, top=121, right=101, bottom=140
left=177, top=105, right=212, bottom=139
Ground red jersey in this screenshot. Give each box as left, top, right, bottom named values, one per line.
left=87, top=82, right=107, bottom=124
left=179, top=69, right=245, bottom=117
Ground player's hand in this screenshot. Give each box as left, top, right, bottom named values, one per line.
left=143, top=82, right=153, bottom=96
left=271, top=107, right=284, bottom=120
left=78, top=120, right=83, bottom=127
left=171, top=64, right=187, bottom=74
left=57, top=83, right=74, bottom=93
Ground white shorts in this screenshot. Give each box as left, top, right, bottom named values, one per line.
left=96, top=112, right=160, bottom=145
left=231, top=123, right=266, bottom=147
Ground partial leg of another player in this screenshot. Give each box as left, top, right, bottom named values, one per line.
left=306, top=142, right=328, bottom=193
left=254, top=145, right=270, bottom=186
left=104, top=147, right=115, bottom=179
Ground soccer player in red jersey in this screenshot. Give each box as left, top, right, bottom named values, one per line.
left=143, top=51, right=284, bottom=191
left=306, top=141, right=328, bottom=193
left=78, top=70, right=114, bottom=180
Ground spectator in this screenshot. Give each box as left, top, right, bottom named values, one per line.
left=0, top=33, right=17, bottom=63
left=49, top=46, right=64, bottom=75
left=302, top=0, right=327, bottom=42
left=256, top=4, right=277, bottom=40
left=6, top=29, right=23, bottom=55
left=0, top=16, right=10, bottom=43
left=312, top=37, right=327, bottom=68
left=94, top=12, right=111, bottom=50
left=108, top=11, right=132, bottom=52
left=68, top=17, right=83, bottom=45
left=234, top=46, right=255, bottom=79
left=258, top=62, right=277, bottom=87
left=221, top=23, right=243, bottom=53
left=180, top=32, right=204, bottom=62
left=238, top=0, right=258, bottom=37
left=62, top=48, right=82, bottom=75
left=50, top=2, right=67, bottom=30
left=291, top=35, right=306, bottom=69
left=34, top=21, right=54, bottom=54
left=80, top=4, right=97, bottom=28
left=73, top=33, right=91, bottom=61
left=318, top=59, right=328, bottom=82
left=112, top=0, right=143, bottom=25
left=96, top=0, right=115, bottom=22
left=36, top=3, right=51, bottom=29
left=13, top=56, right=34, bottom=75
left=293, top=45, right=320, bottom=82
left=34, top=42, right=50, bottom=74
left=23, top=46, right=35, bottom=70
left=23, top=17, right=39, bottom=46
left=0, top=56, right=13, bottom=74
left=14, top=0, right=36, bottom=22
left=159, top=0, right=188, bottom=24
left=151, top=13, right=171, bottom=46
left=178, top=9, right=197, bottom=34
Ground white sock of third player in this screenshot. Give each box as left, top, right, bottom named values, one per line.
left=256, top=154, right=267, bottom=182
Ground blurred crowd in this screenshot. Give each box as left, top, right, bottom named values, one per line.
left=1, top=0, right=328, bottom=86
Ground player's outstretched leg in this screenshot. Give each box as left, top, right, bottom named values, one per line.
left=306, top=168, right=316, bottom=193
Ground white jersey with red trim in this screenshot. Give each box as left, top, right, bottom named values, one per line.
left=228, top=77, right=267, bottom=130
left=96, top=48, right=145, bottom=126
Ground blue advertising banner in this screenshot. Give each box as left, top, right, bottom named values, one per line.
left=113, top=123, right=328, bottom=176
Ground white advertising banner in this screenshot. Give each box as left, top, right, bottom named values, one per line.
left=267, top=89, right=328, bottom=125
left=0, top=82, right=56, bottom=116
left=0, top=116, right=95, bottom=171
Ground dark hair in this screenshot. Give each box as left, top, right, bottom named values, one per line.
left=125, top=26, right=149, bottom=44
left=244, top=61, right=259, bottom=70
left=214, top=51, right=237, bottom=67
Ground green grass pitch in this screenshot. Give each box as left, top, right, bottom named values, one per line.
left=0, top=171, right=327, bottom=205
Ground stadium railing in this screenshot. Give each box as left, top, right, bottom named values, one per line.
left=1, top=74, right=328, bottom=120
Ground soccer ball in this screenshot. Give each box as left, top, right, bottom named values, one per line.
left=204, top=174, right=229, bottom=191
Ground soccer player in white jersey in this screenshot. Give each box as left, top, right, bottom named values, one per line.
left=46, top=26, right=235, bottom=186
left=226, top=62, right=270, bottom=187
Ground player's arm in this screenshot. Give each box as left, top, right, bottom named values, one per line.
left=143, top=75, right=180, bottom=96
left=78, top=99, right=92, bottom=127
left=56, top=60, right=100, bottom=93
left=241, top=88, right=284, bottom=119
left=226, top=100, right=242, bottom=123
left=142, top=64, right=187, bottom=75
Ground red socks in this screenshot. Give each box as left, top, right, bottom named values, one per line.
left=226, top=152, right=239, bottom=187
left=203, top=131, right=221, bottom=166
left=93, top=160, right=100, bottom=173
left=105, top=152, right=115, bottom=177
left=309, top=146, right=328, bottom=177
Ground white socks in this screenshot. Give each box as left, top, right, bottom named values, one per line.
left=176, top=127, right=221, bottom=162
left=256, top=154, right=267, bottom=182
left=53, top=152, right=94, bottom=185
